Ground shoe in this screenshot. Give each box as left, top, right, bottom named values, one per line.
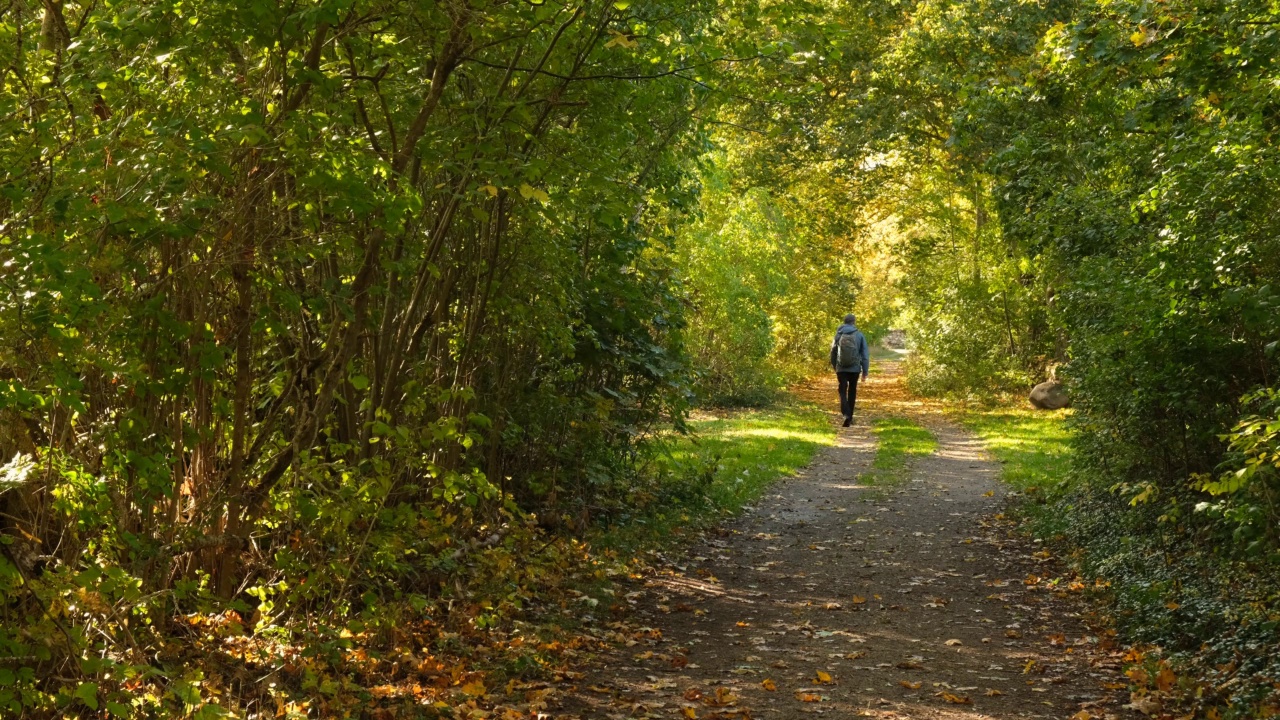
left=842, top=416, right=852, bottom=427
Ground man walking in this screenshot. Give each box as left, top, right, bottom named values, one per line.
left=830, top=313, right=869, bottom=427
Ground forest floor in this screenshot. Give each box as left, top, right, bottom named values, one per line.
left=552, top=363, right=1135, bottom=720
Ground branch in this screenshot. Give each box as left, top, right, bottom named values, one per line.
left=460, top=53, right=768, bottom=82
left=281, top=22, right=331, bottom=116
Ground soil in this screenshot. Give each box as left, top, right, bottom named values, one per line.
left=554, top=364, right=1133, bottom=720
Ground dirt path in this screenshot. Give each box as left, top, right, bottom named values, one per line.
left=555, top=365, right=1131, bottom=719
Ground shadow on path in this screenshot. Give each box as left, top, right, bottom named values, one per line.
left=557, top=364, right=1130, bottom=720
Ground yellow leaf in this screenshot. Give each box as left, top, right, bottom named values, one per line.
left=705, top=687, right=737, bottom=707
left=940, top=692, right=972, bottom=705
left=944, top=638, right=962, bottom=646
left=984, top=688, right=1004, bottom=697
left=683, top=708, right=697, bottom=719
left=816, top=671, right=833, bottom=684
left=983, top=490, right=995, bottom=497
left=460, top=680, right=486, bottom=697
left=1071, top=711, right=1093, bottom=720
left=480, top=184, right=499, bottom=197
left=518, top=183, right=550, bottom=203
left=899, top=680, right=922, bottom=689
left=796, top=692, right=821, bottom=703
left=851, top=595, right=866, bottom=604
left=761, top=679, right=777, bottom=691
left=604, top=30, right=639, bottom=49
left=1155, top=667, right=1176, bottom=693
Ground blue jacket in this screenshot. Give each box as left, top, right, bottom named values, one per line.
left=830, top=323, right=869, bottom=376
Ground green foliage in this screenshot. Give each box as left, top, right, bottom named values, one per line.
left=1194, top=388, right=1280, bottom=556
left=677, top=155, right=860, bottom=405
left=0, top=0, right=738, bottom=712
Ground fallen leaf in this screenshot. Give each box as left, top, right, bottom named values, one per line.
left=684, top=688, right=703, bottom=701
left=683, top=708, right=698, bottom=719
left=796, top=692, right=822, bottom=703
left=761, top=679, right=777, bottom=691
left=671, top=655, right=689, bottom=669
left=705, top=688, right=737, bottom=707
left=1155, top=667, right=1176, bottom=693
left=460, top=680, right=486, bottom=697
left=851, top=596, right=867, bottom=604
left=1070, top=711, right=1093, bottom=720
left=816, top=671, right=833, bottom=684
left=899, top=680, right=922, bottom=690
left=939, top=692, right=972, bottom=705
left=1125, top=691, right=1161, bottom=715
left=984, top=688, right=1004, bottom=697
left=1005, top=629, right=1023, bottom=639
left=944, top=639, right=962, bottom=646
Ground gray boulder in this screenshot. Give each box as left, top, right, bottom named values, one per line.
left=1029, top=380, right=1070, bottom=410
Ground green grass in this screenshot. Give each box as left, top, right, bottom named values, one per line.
left=680, top=401, right=837, bottom=511
left=598, top=399, right=837, bottom=551
left=953, top=405, right=1073, bottom=531
left=863, top=416, right=937, bottom=485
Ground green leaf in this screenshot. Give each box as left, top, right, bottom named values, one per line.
left=75, top=682, right=99, bottom=710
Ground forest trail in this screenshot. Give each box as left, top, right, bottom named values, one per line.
left=557, top=364, right=1133, bottom=720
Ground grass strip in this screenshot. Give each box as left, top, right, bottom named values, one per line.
left=952, top=405, right=1072, bottom=534
left=863, top=416, right=937, bottom=485
left=599, top=398, right=837, bottom=552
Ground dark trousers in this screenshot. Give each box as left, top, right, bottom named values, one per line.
left=837, top=372, right=860, bottom=419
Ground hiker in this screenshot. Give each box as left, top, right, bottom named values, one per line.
left=830, top=313, right=869, bottom=427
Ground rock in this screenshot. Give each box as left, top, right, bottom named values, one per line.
left=1029, top=381, right=1070, bottom=410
